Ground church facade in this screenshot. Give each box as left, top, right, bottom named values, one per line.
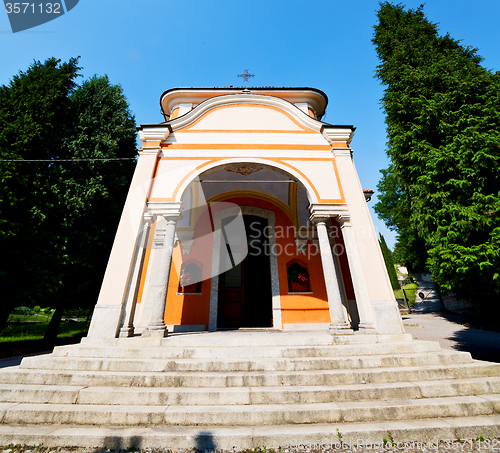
left=87, top=87, right=404, bottom=338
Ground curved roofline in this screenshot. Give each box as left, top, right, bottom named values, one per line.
left=159, top=86, right=329, bottom=120
left=160, top=92, right=330, bottom=134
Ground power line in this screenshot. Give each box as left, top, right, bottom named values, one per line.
left=0, top=157, right=137, bottom=163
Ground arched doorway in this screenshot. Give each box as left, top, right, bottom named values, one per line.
left=209, top=206, right=281, bottom=331
left=217, top=215, right=273, bottom=328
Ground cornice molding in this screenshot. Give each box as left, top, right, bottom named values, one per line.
left=331, top=148, right=352, bottom=158
left=138, top=147, right=161, bottom=156
left=138, top=127, right=171, bottom=145
left=160, top=87, right=328, bottom=119
left=322, top=126, right=355, bottom=145
left=165, top=94, right=327, bottom=134
left=309, top=203, right=349, bottom=223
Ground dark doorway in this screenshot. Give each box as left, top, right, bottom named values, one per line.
left=217, top=215, right=273, bottom=328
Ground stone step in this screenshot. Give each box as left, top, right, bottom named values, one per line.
left=2, top=361, right=500, bottom=388
left=1, top=395, right=499, bottom=426
left=52, top=339, right=441, bottom=359
left=79, top=331, right=415, bottom=348
left=2, top=415, right=500, bottom=449
left=1, top=377, right=500, bottom=406
left=18, top=350, right=472, bottom=373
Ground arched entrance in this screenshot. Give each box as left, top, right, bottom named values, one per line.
left=209, top=206, right=281, bottom=331
left=217, top=214, right=273, bottom=328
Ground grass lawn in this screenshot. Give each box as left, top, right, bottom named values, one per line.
left=0, top=321, right=90, bottom=343
left=7, top=313, right=53, bottom=323
left=394, top=282, right=418, bottom=307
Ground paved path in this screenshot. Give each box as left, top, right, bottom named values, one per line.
left=403, top=311, right=500, bottom=363
left=412, top=281, right=444, bottom=313
left=0, top=350, right=51, bottom=369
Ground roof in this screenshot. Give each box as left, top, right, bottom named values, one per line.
left=363, top=189, right=375, bottom=202
left=159, top=86, right=329, bottom=120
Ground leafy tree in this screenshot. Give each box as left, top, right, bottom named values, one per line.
left=379, top=233, right=400, bottom=290
left=0, top=59, right=137, bottom=336
left=43, top=75, right=137, bottom=340
left=373, top=2, right=500, bottom=315
left=0, top=57, right=80, bottom=331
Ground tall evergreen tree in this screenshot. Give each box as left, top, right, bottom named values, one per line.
left=373, top=3, right=500, bottom=315
left=379, top=233, right=400, bottom=290
left=374, top=164, right=428, bottom=271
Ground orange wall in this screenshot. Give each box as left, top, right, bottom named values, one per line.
left=165, top=206, right=215, bottom=326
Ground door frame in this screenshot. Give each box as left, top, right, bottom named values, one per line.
left=209, top=206, right=282, bottom=331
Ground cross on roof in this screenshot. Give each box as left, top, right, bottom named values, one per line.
left=237, top=69, right=255, bottom=86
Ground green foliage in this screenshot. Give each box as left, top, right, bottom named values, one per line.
left=373, top=3, right=500, bottom=314
left=379, top=233, right=401, bottom=290
left=0, top=58, right=137, bottom=330
left=7, top=306, right=54, bottom=323
left=0, top=320, right=88, bottom=342
left=50, top=74, right=137, bottom=313
left=374, top=164, right=428, bottom=271
left=0, top=58, right=80, bottom=328
left=394, top=282, right=418, bottom=307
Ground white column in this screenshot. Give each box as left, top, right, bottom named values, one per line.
left=142, top=215, right=180, bottom=337
left=87, top=145, right=164, bottom=339
left=119, top=213, right=153, bottom=338
left=337, top=215, right=376, bottom=333
left=312, top=215, right=353, bottom=334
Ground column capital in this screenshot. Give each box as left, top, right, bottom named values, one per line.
left=336, top=214, right=351, bottom=228
left=309, top=214, right=329, bottom=225
left=143, top=212, right=155, bottom=224
left=309, top=203, right=349, bottom=224
left=147, top=201, right=183, bottom=222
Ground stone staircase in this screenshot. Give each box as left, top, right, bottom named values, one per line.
left=0, top=330, right=499, bottom=449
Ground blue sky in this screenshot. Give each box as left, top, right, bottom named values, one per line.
left=2, top=0, right=500, bottom=249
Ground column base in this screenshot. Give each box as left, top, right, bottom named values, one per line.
left=328, top=323, right=354, bottom=335
left=118, top=326, right=135, bottom=338
left=358, top=322, right=376, bottom=334
left=141, top=325, right=168, bottom=338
